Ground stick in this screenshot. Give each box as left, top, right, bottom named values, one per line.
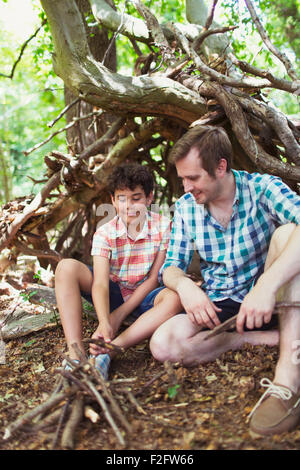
left=135, top=370, right=165, bottom=397
left=83, top=338, right=125, bottom=353
left=124, top=389, right=146, bottom=415
left=51, top=399, right=71, bottom=450
left=81, top=378, right=126, bottom=447
left=203, top=301, right=300, bottom=341
left=47, top=98, right=80, bottom=128
left=3, top=387, right=76, bottom=440
left=61, top=395, right=84, bottom=449
left=71, top=343, right=132, bottom=434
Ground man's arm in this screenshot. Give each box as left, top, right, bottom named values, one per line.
left=163, top=265, right=221, bottom=329
left=236, top=224, right=300, bottom=333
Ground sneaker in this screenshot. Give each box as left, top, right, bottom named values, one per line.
left=249, top=378, right=300, bottom=436
left=90, top=353, right=111, bottom=380
left=62, top=358, right=80, bottom=371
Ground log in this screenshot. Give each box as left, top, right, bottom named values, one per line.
left=1, top=284, right=96, bottom=340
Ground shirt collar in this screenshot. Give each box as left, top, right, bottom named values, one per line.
left=114, top=212, right=157, bottom=240
left=232, top=169, right=241, bottom=207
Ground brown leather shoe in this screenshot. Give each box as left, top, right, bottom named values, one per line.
left=249, top=378, right=300, bottom=437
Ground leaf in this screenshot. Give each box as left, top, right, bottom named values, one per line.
left=205, top=374, right=218, bottom=382
left=167, top=384, right=180, bottom=399
left=33, top=362, right=45, bottom=373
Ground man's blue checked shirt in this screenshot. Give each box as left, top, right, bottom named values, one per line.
left=161, top=170, right=300, bottom=303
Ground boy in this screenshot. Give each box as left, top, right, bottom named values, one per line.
left=55, top=163, right=182, bottom=378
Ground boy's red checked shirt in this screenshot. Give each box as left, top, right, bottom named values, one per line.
left=91, top=211, right=171, bottom=300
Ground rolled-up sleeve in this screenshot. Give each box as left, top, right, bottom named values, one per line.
left=91, top=230, right=111, bottom=258
left=265, top=177, right=300, bottom=225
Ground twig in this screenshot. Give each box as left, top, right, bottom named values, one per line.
left=81, top=377, right=126, bottom=446
left=204, top=0, right=219, bottom=30
left=24, top=111, right=103, bottom=156
left=171, top=23, right=299, bottom=94
left=3, top=386, right=76, bottom=440
left=245, top=0, right=299, bottom=81
left=0, top=171, right=61, bottom=252
left=61, top=395, right=84, bottom=449
left=51, top=399, right=71, bottom=449
left=83, top=338, right=125, bottom=354
left=23, top=408, right=62, bottom=433
left=71, top=343, right=132, bottom=434
left=47, top=98, right=81, bottom=128
left=124, top=388, right=146, bottom=415
left=203, top=301, right=300, bottom=341
left=0, top=19, right=47, bottom=79
left=135, top=370, right=165, bottom=397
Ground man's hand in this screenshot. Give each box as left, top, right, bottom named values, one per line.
left=236, top=280, right=276, bottom=334
left=89, top=321, right=114, bottom=355
left=177, top=278, right=222, bottom=329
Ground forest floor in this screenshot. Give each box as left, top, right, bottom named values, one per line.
left=1, top=267, right=300, bottom=452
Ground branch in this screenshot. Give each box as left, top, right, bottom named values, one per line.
left=245, top=0, right=299, bottom=81
left=0, top=19, right=47, bottom=79
left=40, top=0, right=205, bottom=123
left=14, top=240, right=62, bottom=262
left=208, top=82, right=300, bottom=180
left=90, top=0, right=204, bottom=44
left=24, top=110, right=103, bottom=156
left=234, top=94, right=300, bottom=164
left=171, top=23, right=299, bottom=94
left=229, top=53, right=300, bottom=94
left=204, top=0, right=219, bottom=30
left=0, top=172, right=61, bottom=253
left=193, top=25, right=238, bottom=52
left=132, top=0, right=175, bottom=66
left=47, top=97, right=81, bottom=128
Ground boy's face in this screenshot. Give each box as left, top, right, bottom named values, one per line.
left=111, top=185, right=153, bottom=227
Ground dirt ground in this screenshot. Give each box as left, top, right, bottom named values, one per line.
left=1, top=272, right=300, bottom=451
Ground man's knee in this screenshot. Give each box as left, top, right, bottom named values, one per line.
left=150, top=324, right=178, bottom=363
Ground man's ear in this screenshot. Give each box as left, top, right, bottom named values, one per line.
left=217, top=158, right=227, bottom=176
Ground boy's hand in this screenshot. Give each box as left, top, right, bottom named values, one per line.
left=90, top=322, right=114, bottom=355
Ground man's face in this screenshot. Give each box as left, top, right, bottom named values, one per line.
left=175, top=147, right=224, bottom=205
left=111, top=185, right=152, bottom=227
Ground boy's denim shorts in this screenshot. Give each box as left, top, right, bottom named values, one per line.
left=80, top=266, right=165, bottom=320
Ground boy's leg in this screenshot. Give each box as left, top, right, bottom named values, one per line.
left=55, top=259, right=93, bottom=359
left=110, top=288, right=183, bottom=354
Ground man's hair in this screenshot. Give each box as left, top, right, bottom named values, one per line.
left=107, top=163, right=154, bottom=197
left=169, top=125, right=233, bottom=176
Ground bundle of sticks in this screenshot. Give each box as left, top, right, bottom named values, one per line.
left=3, top=340, right=143, bottom=449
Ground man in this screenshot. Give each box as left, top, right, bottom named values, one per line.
left=149, top=125, right=300, bottom=436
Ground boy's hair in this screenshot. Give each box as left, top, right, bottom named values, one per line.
left=169, top=125, right=233, bottom=177
left=107, top=163, right=154, bottom=197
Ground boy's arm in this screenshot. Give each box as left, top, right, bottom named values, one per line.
left=110, top=249, right=166, bottom=328
left=91, top=255, right=113, bottom=344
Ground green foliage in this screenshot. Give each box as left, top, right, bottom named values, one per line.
left=0, top=0, right=299, bottom=207
left=0, top=2, right=67, bottom=204
left=168, top=384, right=180, bottom=399
left=218, top=0, right=299, bottom=117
